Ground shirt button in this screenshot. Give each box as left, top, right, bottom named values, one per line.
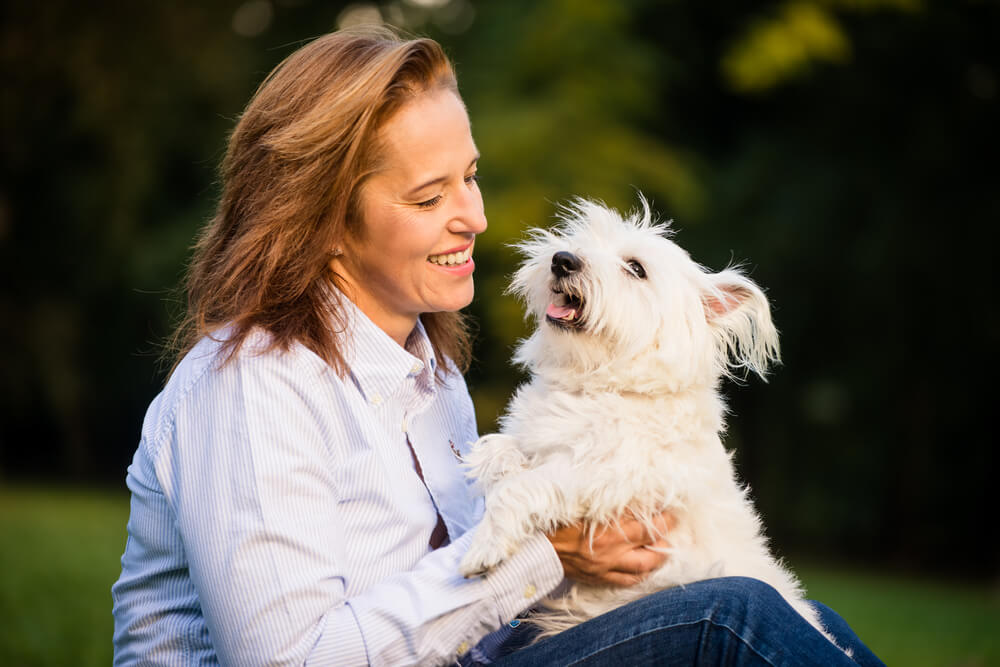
left=456, top=640, right=470, bottom=656
left=410, top=362, right=423, bottom=375
left=370, top=393, right=382, bottom=405
left=523, top=584, right=536, bottom=598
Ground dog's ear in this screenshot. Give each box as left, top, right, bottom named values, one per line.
left=703, top=269, right=781, bottom=380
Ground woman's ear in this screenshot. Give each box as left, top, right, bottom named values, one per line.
left=703, top=269, right=781, bottom=380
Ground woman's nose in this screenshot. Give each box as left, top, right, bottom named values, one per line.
left=451, top=183, right=488, bottom=234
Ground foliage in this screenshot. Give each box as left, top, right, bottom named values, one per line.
left=1, top=0, right=997, bottom=576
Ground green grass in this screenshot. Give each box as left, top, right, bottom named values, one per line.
left=0, top=484, right=129, bottom=667
left=1, top=485, right=998, bottom=666
left=797, top=561, right=1000, bottom=667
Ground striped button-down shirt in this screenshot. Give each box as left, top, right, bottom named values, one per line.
left=111, top=302, right=563, bottom=666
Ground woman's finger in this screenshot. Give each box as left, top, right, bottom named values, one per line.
left=597, top=571, right=645, bottom=588
left=601, top=545, right=667, bottom=578
left=652, top=509, right=676, bottom=535
left=613, top=511, right=673, bottom=545
left=596, top=516, right=649, bottom=545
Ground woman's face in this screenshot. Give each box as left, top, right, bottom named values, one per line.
left=335, top=88, right=487, bottom=345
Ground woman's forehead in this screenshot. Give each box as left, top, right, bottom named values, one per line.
left=377, top=89, right=476, bottom=179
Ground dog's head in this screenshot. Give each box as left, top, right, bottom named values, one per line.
left=509, top=196, right=780, bottom=391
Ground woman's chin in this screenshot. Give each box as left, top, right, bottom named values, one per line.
left=428, top=288, right=475, bottom=314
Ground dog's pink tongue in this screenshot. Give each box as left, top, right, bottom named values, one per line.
left=546, top=303, right=576, bottom=320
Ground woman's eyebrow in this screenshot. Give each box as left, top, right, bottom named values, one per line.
left=406, top=175, right=446, bottom=198
left=405, top=155, right=480, bottom=198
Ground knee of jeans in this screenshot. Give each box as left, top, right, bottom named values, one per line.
left=702, top=576, right=784, bottom=621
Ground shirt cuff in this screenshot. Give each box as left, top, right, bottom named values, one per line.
left=481, top=532, right=565, bottom=623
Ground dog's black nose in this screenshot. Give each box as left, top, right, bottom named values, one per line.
left=551, top=251, right=582, bottom=278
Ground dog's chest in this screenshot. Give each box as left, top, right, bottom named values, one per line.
left=504, top=382, right=723, bottom=463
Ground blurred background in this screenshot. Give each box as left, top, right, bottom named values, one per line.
left=1, top=0, right=998, bottom=664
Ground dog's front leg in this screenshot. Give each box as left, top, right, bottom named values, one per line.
left=463, top=433, right=528, bottom=490
left=459, top=467, right=571, bottom=578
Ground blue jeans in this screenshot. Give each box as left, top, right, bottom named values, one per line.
left=490, top=577, right=884, bottom=666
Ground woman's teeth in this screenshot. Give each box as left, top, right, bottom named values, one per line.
left=428, top=247, right=471, bottom=265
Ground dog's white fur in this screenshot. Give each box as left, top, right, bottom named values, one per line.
left=459, top=197, right=841, bottom=649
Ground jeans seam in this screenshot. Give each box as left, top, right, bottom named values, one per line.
left=565, top=617, right=776, bottom=666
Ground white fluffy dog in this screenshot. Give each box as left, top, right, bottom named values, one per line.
left=459, top=197, right=839, bottom=647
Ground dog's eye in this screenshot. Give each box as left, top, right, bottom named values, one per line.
left=626, top=259, right=647, bottom=279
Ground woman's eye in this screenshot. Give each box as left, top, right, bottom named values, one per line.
left=626, top=259, right=646, bottom=279
left=417, top=195, right=443, bottom=209
left=417, top=174, right=477, bottom=208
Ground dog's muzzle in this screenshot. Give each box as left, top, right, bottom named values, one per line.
left=546, top=252, right=585, bottom=330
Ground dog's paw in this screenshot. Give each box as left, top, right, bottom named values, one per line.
left=459, top=535, right=507, bottom=578
left=466, top=434, right=527, bottom=485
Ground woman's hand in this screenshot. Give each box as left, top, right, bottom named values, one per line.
left=546, top=510, right=675, bottom=587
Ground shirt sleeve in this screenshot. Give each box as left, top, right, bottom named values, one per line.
left=154, top=348, right=564, bottom=667
left=314, top=531, right=561, bottom=666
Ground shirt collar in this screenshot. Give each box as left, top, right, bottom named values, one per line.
left=337, top=296, right=437, bottom=405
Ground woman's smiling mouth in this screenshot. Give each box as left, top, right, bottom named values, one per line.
left=428, top=244, right=473, bottom=266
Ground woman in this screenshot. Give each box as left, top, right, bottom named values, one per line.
left=112, top=28, right=883, bottom=666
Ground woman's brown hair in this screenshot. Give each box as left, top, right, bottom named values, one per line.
left=170, top=27, right=471, bottom=379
